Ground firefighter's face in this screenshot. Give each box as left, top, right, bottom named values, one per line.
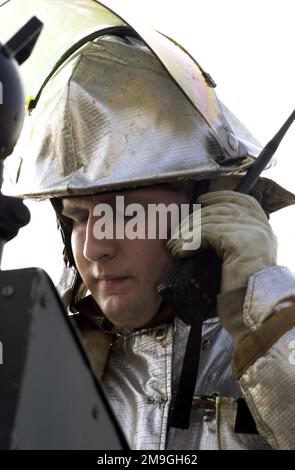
left=62, top=186, right=188, bottom=329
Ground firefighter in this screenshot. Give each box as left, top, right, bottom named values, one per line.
left=9, top=1, right=295, bottom=450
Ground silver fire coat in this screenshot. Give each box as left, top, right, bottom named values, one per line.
left=73, top=265, right=295, bottom=450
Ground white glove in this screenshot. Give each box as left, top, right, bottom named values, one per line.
left=168, top=190, right=277, bottom=293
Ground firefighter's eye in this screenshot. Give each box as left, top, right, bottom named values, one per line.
left=66, top=210, right=89, bottom=227
left=73, top=217, right=88, bottom=227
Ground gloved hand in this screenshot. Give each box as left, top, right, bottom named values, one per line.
left=167, top=190, right=278, bottom=340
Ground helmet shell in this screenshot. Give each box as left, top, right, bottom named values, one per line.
left=3, top=0, right=294, bottom=214
left=11, top=35, right=260, bottom=200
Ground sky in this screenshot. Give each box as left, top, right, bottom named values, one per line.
left=1, top=0, right=295, bottom=284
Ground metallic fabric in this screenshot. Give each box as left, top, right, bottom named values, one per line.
left=8, top=34, right=295, bottom=214
left=234, top=267, right=295, bottom=449
left=239, top=326, right=295, bottom=449
left=3, top=1, right=295, bottom=211
left=243, top=266, right=295, bottom=329
left=9, top=35, right=260, bottom=201
left=0, top=0, right=259, bottom=163
left=101, top=316, right=272, bottom=450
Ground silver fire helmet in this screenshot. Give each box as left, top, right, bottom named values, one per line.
left=4, top=0, right=294, bottom=214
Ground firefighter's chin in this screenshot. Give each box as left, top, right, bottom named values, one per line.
left=94, top=289, right=171, bottom=330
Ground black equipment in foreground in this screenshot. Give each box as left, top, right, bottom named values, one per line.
left=0, top=268, right=128, bottom=450
left=0, top=17, right=43, bottom=261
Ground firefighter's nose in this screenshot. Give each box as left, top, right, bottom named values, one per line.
left=83, top=215, right=116, bottom=262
